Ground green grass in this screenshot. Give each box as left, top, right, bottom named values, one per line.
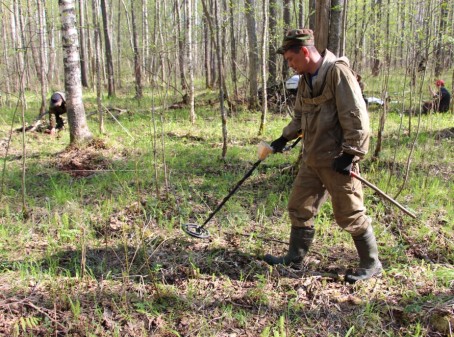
left=0, top=87, right=453, bottom=336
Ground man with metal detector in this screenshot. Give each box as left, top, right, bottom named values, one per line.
left=264, top=29, right=382, bottom=283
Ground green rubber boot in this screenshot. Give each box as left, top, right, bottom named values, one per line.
left=345, top=225, right=383, bottom=283
left=264, top=227, right=315, bottom=269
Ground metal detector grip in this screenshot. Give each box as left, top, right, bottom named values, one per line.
left=350, top=171, right=416, bottom=218
left=282, top=135, right=302, bottom=152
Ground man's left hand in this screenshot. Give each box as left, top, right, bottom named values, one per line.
left=332, top=153, right=355, bottom=176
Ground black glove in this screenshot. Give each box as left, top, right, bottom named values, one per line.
left=270, top=136, right=288, bottom=153
left=332, top=153, right=355, bottom=176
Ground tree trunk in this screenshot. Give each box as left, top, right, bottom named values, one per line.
left=315, top=0, right=330, bottom=53
left=100, top=0, right=115, bottom=97
left=92, top=0, right=104, bottom=134
left=116, top=0, right=122, bottom=88
left=371, top=0, right=382, bottom=76
left=201, top=0, right=228, bottom=157
left=59, top=0, right=93, bottom=144
left=309, top=0, right=316, bottom=29
left=281, top=0, right=291, bottom=80
left=214, top=0, right=228, bottom=159
left=434, top=0, right=448, bottom=77
left=156, top=1, right=166, bottom=85
left=36, top=0, right=48, bottom=115
left=142, top=0, right=150, bottom=83
left=175, top=0, right=187, bottom=91
left=92, top=0, right=104, bottom=133
left=268, top=0, right=277, bottom=84
left=186, top=0, right=196, bottom=123
left=328, top=0, right=343, bottom=56
left=46, top=2, right=58, bottom=85
left=1, top=5, right=12, bottom=106
left=245, top=0, right=259, bottom=110
left=298, top=0, right=304, bottom=27
left=203, top=15, right=211, bottom=89
left=78, top=0, right=89, bottom=87
left=258, top=0, right=268, bottom=136
left=229, top=0, right=239, bottom=100
left=131, top=0, right=143, bottom=99
left=13, top=0, right=27, bottom=107
left=26, top=0, right=41, bottom=90
left=339, top=0, right=347, bottom=56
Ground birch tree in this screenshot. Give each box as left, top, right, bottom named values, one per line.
left=59, top=0, right=93, bottom=144
left=186, top=0, right=195, bottom=123
left=37, top=0, right=48, bottom=115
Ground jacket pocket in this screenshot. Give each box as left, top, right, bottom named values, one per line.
left=301, top=104, right=321, bottom=141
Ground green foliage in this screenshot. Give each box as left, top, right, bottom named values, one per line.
left=0, top=89, right=452, bottom=336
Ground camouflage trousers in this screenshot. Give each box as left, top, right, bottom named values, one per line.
left=287, top=162, right=370, bottom=236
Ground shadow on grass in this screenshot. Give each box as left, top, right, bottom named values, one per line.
left=1, top=241, right=452, bottom=336
left=0, top=238, right=269, bottom=284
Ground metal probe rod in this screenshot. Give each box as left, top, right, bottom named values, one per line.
left=350, top=171, right=416, bottom=219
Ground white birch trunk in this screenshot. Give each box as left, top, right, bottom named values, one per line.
left=59, top=0, right=93, bottom=144
left=186, top=0, right=196, bottom=123
left=37, top=0, right=48, bottom=115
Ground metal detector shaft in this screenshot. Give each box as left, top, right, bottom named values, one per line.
left=199, top=159, right=262, bottom=229
left=198, top=136, right=302, bottom=230
left=350, top=171, right=416, bottom=218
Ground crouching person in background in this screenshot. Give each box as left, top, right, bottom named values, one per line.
left=45, top=92, right=66, bottom=135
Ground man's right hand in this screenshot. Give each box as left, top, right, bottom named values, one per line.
left=270, top=135, right=288, bottom=153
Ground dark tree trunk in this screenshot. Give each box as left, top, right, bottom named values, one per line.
left=328, top=0, right=343, bottom=56
left=229, top=0, right=239, bottom=101
left=371, top=0, right=382, bottom=77
left=245, top=0, right=259, bottom=110
left=78, top=0, right=89, bottom=87
left=268, top=0, right=277, bottom=84
left=315, top=0, right=330, bottom=52
left=434, top=0, right=448, bottom=77
left=100, top=0, right=115, bottom=97
left=131, top=0, right=143, bottom=99
left=281, top=0, right=291, bottom=81
left=175, top=0, right=187, bottom=91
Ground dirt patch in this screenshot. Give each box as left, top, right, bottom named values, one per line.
left=55, top=139, right=115, bottom=177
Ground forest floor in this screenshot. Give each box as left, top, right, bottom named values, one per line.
left=0, top=92, right=453, bottom=336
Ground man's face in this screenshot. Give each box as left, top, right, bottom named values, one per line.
left=284, top=47, right=308, bottom=75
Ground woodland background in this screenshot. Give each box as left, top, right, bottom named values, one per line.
left=0, top=0, right=453, bottom=336
left=0, top=0, right=452, bottom=117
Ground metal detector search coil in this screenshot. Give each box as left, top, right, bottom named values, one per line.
left=182, top=223, right=210, bottom=239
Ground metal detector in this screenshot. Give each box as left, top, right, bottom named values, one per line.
left=182, top=137, right=302, bottom=239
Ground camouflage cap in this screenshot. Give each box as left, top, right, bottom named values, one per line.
left=276, top=28, right=314, bottom=54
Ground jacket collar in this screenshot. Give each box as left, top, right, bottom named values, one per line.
left=303, top=49, right=337, bottom=97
